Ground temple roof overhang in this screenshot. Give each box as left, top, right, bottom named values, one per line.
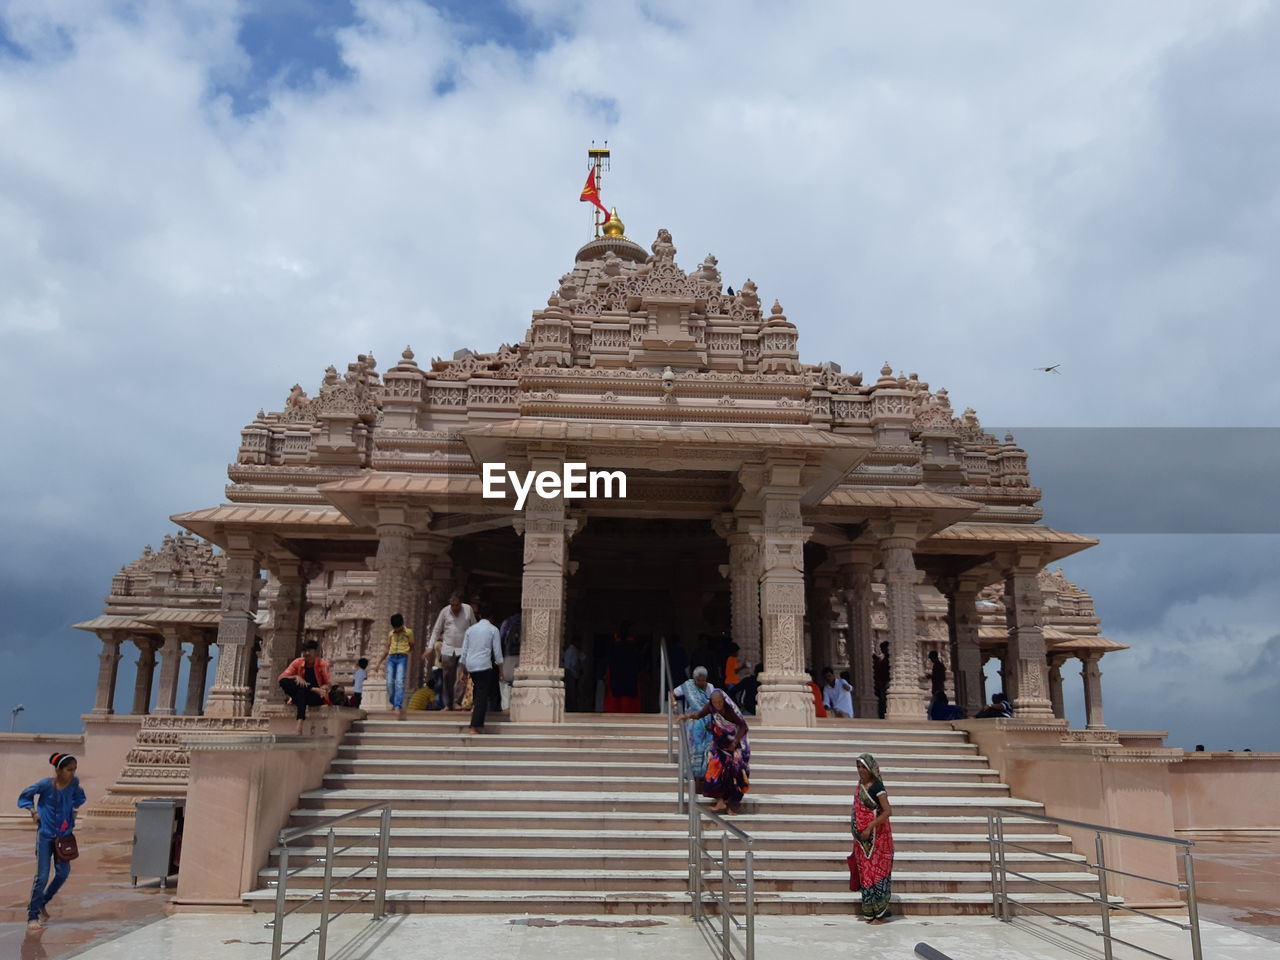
left=918, top=522, right=1099, bottom=564
left=978, top=625, right=1128, bottom=653
left=73, top=608, right=223, bottom=633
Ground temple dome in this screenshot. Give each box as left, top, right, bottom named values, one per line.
left=574, top=232, right=647, bottom=264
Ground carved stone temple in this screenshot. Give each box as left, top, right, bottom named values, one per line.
left=76, top=220, right=1125, bottom=773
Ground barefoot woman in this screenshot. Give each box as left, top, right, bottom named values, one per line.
left=848, top=752, right=894, bottom=922
left=680, top=689, right=750, bottom=814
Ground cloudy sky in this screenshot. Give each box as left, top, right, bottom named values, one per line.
left=1, top=0, right=1275, bottom=749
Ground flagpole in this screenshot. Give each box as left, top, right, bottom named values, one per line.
left=588, top=142, right=610, bottom=237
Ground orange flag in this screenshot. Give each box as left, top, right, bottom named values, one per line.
left=579, top=168, right=610, bottom=219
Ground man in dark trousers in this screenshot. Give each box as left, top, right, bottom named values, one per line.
left=928, top=649, right=947, bottom=699
left=459, top=604, right=503, bottom=734
left=873, top=641, right=890, bottom=718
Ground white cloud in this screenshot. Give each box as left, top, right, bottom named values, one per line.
left=1, top=0, right=1278, bottom=740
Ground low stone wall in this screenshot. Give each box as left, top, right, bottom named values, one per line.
left=79, top=715, right=146, bottom=818
left=173, top=707, right=363, bottom=908
left=955, top=720, right=1184, bottom=905
left=1170, top=752, right=1280, bottom=836
left=0, top=732, right=85, bottom=823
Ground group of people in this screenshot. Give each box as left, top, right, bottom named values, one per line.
left=278, top=593, right=516, bottom=735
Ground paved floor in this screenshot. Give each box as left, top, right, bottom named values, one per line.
left=12, top=911, right=1277, bottom=960
left=3, top=827, right=1276, bottom=959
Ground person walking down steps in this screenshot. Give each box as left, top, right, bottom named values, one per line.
left=18, top=753, right=86, bottom=932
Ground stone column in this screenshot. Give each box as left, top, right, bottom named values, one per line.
left=1003, top=557, right=1055, bottom=720
left=153, top=628, right=186, bottom=716
left=184, top=637, right=212, bottom=716
left=91, top=634, right=123, bottom=715
left=939, top=575, right=985, bottom=717
left=511, top=457, right=576, bottom=723
left=836, top=548, right=877, bottom=719
left=754, top=480, right=815, bottom=727
left=408, top=536, right=449, bottom=693
left=205, top=544, right=263, bottom=717
left=130, top=636, right=159, bottom=715
left=714, top=515, right=762, bottom=669
left=1081, top=653, right=1107, bottom=730
left=1048, top=655, right=1068, bottom=720
left=808, top=572, right=838, bottom=673
left=254, top=563, right=308, bottom=716
left=879, top=526, right=926, bottom=721
left=365, top=510, right=424, bottom=712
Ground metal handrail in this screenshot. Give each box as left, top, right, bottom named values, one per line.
left=987, top=808, right=1202, bottom=960
left=675, top=707, right=755, bottom=960
left=660, top=637, right=675, bottom=763
left=268, top=802, right=393, bottom=960
left=914, top=945, right=956, bottom=960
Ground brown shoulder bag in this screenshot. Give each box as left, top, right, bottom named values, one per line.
left=54, top=834, right=79, bottom=862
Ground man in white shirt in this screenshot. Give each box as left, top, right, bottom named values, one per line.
left=821, top=666, right=855, bottom=718
left=459, top=607, right=503, bottom=733
left=428, top=593, right=475, bottom=710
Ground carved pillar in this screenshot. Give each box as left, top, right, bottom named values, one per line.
left=153, top=628, right=186, bottom=716
left=1048, top=655, right=1067, bottom=720
left=408, top=536, right=449, bottom=693
left=254, top=562, right=308, bottom=716
left=1081, top=653, right=1106, bottom=730
left=205, top=544, right=263, bottom=717
left=365, top=510, right=423, bottom=712
left=91, top=634, right=123, bottom=715
left=754, top=479, right=815, bottom=727
left=837, top=549, right=877, bottom=719
left=130, top=636, right=159, bottom=715
left=1003, top=557, right=1055, bottom=720
left=714, top=515, right=762, bottom=669
left=939, top=575, right=984, bottom=717
left=184, top=637, right=212, bottom=716
left=879, top=526, right=926, bottom=721
left=511, top=458, right=576, bottom=723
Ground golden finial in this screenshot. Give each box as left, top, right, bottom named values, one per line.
left=602, top=207, right=625, bottom=237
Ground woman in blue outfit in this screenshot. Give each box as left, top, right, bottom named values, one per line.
left=18, top=753, right=86, bottom=930
left=671, top=666, right=715, bottom=792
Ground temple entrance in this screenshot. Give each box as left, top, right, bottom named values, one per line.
left=567, top=517, right=730, bottom=712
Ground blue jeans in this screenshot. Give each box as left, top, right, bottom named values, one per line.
left=29, top=836, right=71, bottom=920
left=386, top=654, right=408, bottom=709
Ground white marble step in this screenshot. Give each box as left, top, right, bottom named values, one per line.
left=268, top=844, right=1085, bottom=866
left=242, top=886, right=1103, bottom=906
left=336, top=746, right=993, bottom=764
left=330, top=758, right=999, bottom=777
left=320, top=772, right=1012, bottom=792
left=299, top=787, right=1040, bottom=807
left=254, top=865, right=1099, bottom=885
left=347, top=732, right=976, bottom=750
left=277, top=825, right=1073, bottom=847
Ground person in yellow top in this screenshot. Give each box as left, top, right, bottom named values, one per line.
left=379, top=613, right=414, bottom=716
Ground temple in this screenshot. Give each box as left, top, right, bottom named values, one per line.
left=75, top=217, right=1124, bottom=737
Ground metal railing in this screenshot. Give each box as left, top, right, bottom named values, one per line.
left=914, top=946, right=956, bottom=960
left=660, top=637, right=676, bottom=763
left=267, top=802, right=393, bottom=960
left=676, top=699, right=756, bottom=960
left=987, top=808, right=1202, bottom=960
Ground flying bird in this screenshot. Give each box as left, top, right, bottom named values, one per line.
left=1035, top=364, right=1062, bottom=374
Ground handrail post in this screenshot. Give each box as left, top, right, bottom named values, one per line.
left=1183, top=848, right=1203, bottom=960
left=317, top=828, right=335, bottom=959
left=744, top=840, right=755, bottom=960
left=720, top=830, right=731, bottom=960
left=986, top=810, right=1000, bottom=920
left=374, top=804, right=391, bottom=918
left=1095, top=832, right=1114, bottom=960
left=271, top=843, right=289, bottom=960
left=995, top=813, right=1009, bottom=921
left=692, top=802, right=702, bottom=921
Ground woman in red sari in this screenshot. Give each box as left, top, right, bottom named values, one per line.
left=847, top=752, right=894, bottom=922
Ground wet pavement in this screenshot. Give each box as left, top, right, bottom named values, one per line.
left=0, top=824, right=172, bottom=960
left=1181, top=834, right=1280, bottom=944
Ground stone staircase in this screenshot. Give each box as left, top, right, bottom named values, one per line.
left=244, top=714, right=1100, bottom=915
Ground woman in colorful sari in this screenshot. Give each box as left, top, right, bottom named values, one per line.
left=680, top=689, right=750, bottom=814
left=847, top=752, right=894, bottom=922
left=671, top=667, right=715, bottom=791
